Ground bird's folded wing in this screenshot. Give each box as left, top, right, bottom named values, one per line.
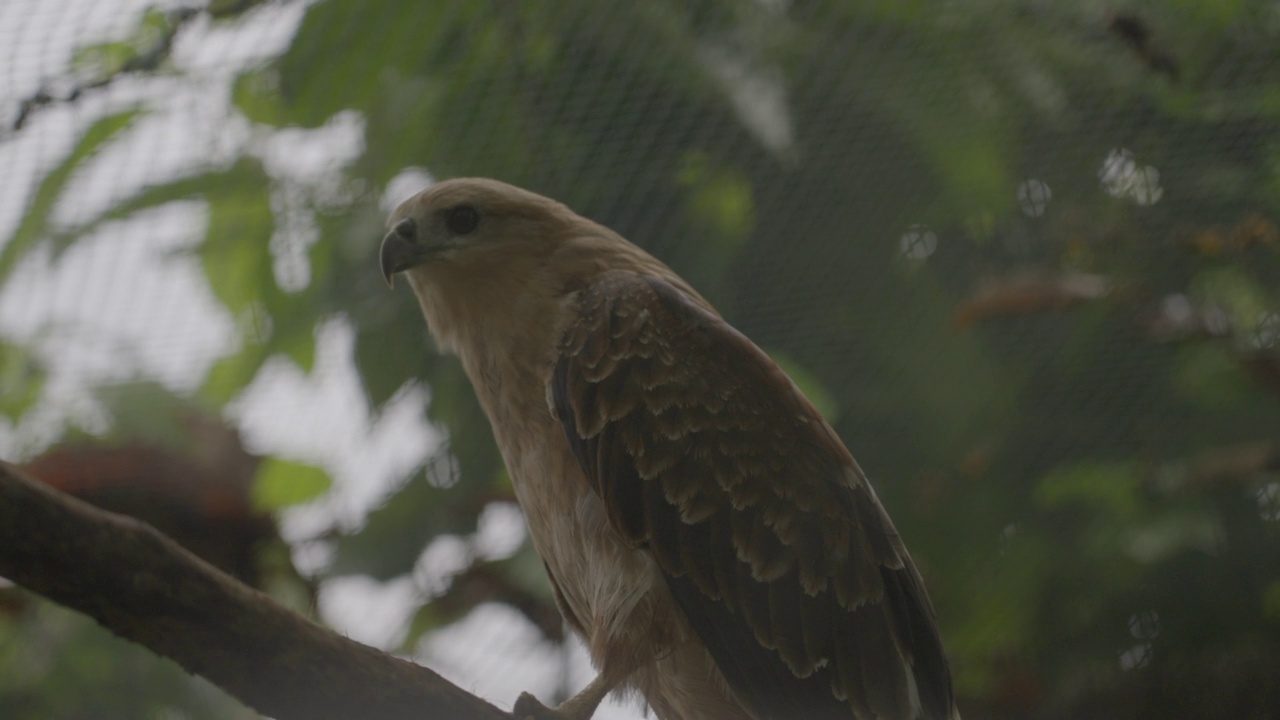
left=550, top=272, right=954, bottom=720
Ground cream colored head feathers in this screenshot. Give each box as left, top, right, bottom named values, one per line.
left=380, top=178, right=700, bottom=357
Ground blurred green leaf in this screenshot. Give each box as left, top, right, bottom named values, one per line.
left=0, top=598, right=258, bottom=720
left=948, top=531, right=1052, bottom=693
left=197, top=162, right=275, bottom=314
left=677, top=151, right=755, bottom=245
left=1174, top=345, right=1253, bottom=408
left=71, top=42, right=135, bottom=77
left=94, top=382, right=204, bottom=450
left=202, top=343, right=271, bottom=405
left=0, top=342, right=45, bottom=421
left=209, top=0, right=268, bottom=19
left=279, top=319, right=317, bottom=374
left=1035, top=462, right=1140, bottom=518
left=770, top=350, right=838, bottom=420
left=353, top=316, right=424, bottom=409
left=924, top=123, right=1014, bottom=219
left=1263, top=580, right=1280, bottom=623
left=0, top=109, right=141, bottom=285
left=232, top=68, right=287, bottom=126
left=1175, top=0, right=1248, bottom=28
left=1121, top=510, right=1223, bottom=564
left=1192, top=266, right=1272, bottom=338
left=251, top=457, right=332, bottom=511
left=70, top=8, right=172, bottom=78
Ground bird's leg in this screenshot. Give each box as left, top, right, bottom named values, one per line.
left=513, top=672, right=617, bottom=720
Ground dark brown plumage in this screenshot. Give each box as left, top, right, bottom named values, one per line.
left=380, top=178, right=957, bottom=720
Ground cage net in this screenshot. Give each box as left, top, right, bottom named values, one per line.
left=2, top=1, right=1279, bottom=719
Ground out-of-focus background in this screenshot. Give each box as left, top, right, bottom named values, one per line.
left=2, top=1, right=1279, bottom=718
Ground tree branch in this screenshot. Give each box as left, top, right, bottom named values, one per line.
left=0, top=461, right=511, bottom=720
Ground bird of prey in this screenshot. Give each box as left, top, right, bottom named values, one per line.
left=380, top=178, right=957, bottom=720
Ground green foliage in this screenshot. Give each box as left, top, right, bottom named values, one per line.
left=0, top=598, right=257, bottom=720
left=1265, top=579, right=1280, bottom=621
left=70, top=7, right=173, bottom=78
left=678, top=151, right=756, bottom=245
left=1175, top=345, right=1254, bottom=408
left=198, top=163, right=276, bottom=315
left=5, top=0, right=1280, bottom=717
left=251, top=457, right=333, bottom=511
left=1036, top=462, right=1142, bottom=519
left=769, top=351, right=838, bottom=421
left=92, top=381, right=214, bottom=450
left=0, top=109, right=141, bottom=285
left=0, top=343, right=44, bottom=421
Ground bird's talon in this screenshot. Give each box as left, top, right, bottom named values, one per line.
left=513, top=691, right=557, bottom=720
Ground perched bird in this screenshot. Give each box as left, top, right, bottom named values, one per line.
left=380, top=178, right=957, bottom=720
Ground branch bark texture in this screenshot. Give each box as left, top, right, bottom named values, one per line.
left=0, top=461, right=510, bottom=720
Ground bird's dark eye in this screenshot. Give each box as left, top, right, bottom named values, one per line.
left=445, top=205, right=480, bottom=235
left=393, top=217, right=416, bottom=239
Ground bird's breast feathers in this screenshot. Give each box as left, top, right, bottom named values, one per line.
left=505, top=422, right=672, bottom=655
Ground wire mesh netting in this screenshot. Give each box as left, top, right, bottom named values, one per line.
left=2, top=1, right=1279, bottom=719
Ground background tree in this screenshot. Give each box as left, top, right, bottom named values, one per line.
left=1, top=1, right=1278, bottom=718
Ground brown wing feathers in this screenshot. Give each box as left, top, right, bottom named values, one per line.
left=551, top=272, right=954, bottom=720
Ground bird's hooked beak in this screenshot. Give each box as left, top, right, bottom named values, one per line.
left=380, top=217, right=428, bottom=288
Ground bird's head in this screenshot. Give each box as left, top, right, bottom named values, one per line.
left=380, top=177, right=705, bottom=366
left=380, top=177, right=581, bottom=290
left=380, top=177, right=671, bottom=362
